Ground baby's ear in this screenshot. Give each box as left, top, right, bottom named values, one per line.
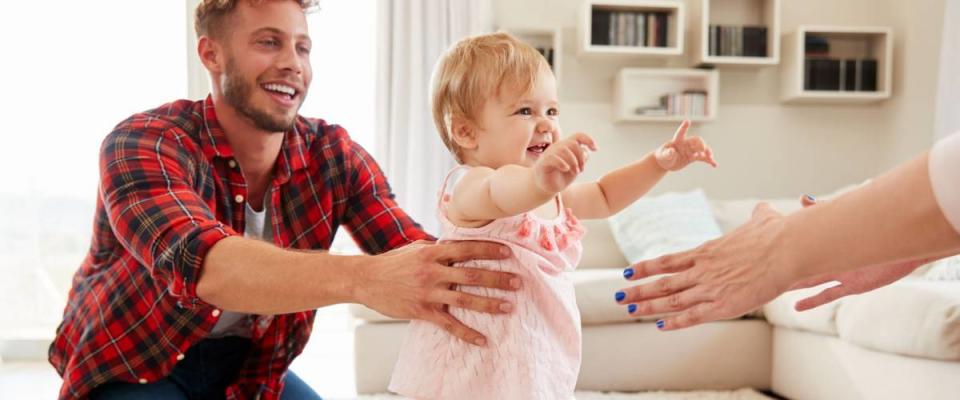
left=450, top=116, right=478, bottom=150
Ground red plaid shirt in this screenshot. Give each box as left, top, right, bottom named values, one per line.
left=49, top=96, right=430, bottom=399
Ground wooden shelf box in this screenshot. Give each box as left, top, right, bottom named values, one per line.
left=507, top=28, right=563, bottom=85
left=688, top=0, right=780, bottom=66
left=578, top=0, right=685, bottom=57
left=614, top=68, right=719, bottom=122
left=781, top=26, right=892, bottom=103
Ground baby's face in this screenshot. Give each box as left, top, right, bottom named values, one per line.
left=468, top=67, right=560, bottom=169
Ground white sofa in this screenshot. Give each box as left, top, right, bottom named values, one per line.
left=349, top=194, right=960, bottom=399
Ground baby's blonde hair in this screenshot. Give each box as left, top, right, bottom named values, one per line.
left=431, top=32, right=552, bottom=163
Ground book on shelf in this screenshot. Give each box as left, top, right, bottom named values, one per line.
left=635, top=90, right=708, bottom=117
left=590, top=8, right=669, bottom=47
left=804, top=35, right=829, bottom=56
left=708, top=25, right=767, bottom=57
left=805, top=57, right=878, bottom=92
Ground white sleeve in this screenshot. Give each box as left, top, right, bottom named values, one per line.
left=929, top=132, right=960, bottom=234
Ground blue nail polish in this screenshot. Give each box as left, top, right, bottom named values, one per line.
left=615, top=291, right=626, bottom=302
left=628, top=304, right=637, bottom=314
left=805, top=194, right=816, bottom=201
left=623, top=268, right=634, bottom=279
left=656, top=320, right=665, bottom=329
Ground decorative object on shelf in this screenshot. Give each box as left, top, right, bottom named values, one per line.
left=781, top=26, right=892, bottom=103
left=578, top=0, right=684, bottom=57
left=614, top=68, right=718, bottom=122
left=688, top=0, right=780, bottom=66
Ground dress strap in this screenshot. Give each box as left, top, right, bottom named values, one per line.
left=436, top=165, right=470, bottom=210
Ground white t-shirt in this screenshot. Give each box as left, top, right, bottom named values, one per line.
left=929, top=131, right=960, bottom=235
left=207, top=202, right=272, bottom=338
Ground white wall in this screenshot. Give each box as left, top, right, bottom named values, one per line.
left=495, top=0, right=945, bottom=200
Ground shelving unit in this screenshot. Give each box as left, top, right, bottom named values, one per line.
left=578, top=0, right=685, bottom=57
left=507, top=28, right=563, bottom=84
left=688, top=0, right=780, bottom=66
left=614, top=68, right=719, bottom=122
left=781, top=26, right=892, bottom=103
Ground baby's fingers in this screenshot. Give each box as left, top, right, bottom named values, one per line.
left=569, top=132, right=598, bottom=151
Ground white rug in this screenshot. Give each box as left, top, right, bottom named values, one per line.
left=352, top=388, right=771, bottom=399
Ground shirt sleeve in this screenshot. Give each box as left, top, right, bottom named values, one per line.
left=336, top=127, right=433, bottom=254
left=99, top=126, right=237, bottom=306
left=929, top=131, right=960, bottom=235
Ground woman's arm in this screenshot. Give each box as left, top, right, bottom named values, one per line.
left=619, top=151, right=960, bottom=330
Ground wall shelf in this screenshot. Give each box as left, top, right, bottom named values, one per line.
left=688, top=0, right=780, bottom=67
left=506, top=28, right=563, bottom=85
left=614, top=68, right=719, bottom=122
left=781, top=25, right=892, bottom=104
left=578, top=0, right=685, bottom=57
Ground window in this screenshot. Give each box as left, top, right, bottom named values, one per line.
left=0, top=1, right=188, bottom=337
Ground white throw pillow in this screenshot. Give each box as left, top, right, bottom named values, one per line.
left=608, top=189, right=723, bottom=264
left=924, top=254, right=960, bottom=281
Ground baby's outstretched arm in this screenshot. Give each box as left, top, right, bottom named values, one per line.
left=448, top=133, right=596, bottom=226
left=562, top=121, right=717, bottom=219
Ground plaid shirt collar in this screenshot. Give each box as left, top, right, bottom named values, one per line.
left=198, top=95, right=311, bottom=185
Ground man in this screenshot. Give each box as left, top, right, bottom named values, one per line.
left=49, top=1, right=520, bottom=399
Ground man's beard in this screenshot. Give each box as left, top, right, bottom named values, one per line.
left=222, top=58, right=300, bottom=132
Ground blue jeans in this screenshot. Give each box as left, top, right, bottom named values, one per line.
left=89, top=336, right=322, bottom=400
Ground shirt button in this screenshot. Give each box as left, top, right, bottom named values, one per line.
left=139, top=378, right=148, bottom=384
left=228, top=159, right=238, bottom=169
left=176, top=353, right=185, bottom=361
left=234, top=194, right=244, bottom=204
left=212, top=309, right=221, bottom=317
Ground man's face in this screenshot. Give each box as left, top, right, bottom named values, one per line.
left=219, top=0, right=312, bottom=132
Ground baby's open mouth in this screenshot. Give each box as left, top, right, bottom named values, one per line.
left=527, top=143, right=549, bottom=154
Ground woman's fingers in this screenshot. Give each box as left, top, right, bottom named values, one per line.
left=656, top=302, right=718, bottom=331
left=618, top=273, right=696, bottom=304
left=793, top=284, right=846, bottom=311
left=626, top=286, right=710, bottom=317
left=623, top=251, right=697, bottom=281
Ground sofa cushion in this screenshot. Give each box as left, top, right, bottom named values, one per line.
left=762, top=283, right=840, bottom=336
left=836, top=277, right=960, bottom=361
left=608, top=189, right=722, bottom=263
left=349, top=269, right=667, bottom=324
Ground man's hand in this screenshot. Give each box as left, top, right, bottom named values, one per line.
left=355, top=240, right=520, bottom=346
left=533, top=132, right=597, bottom=194
left=655, top=120, right=717, bottom=171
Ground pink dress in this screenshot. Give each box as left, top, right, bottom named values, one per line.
left=389, top=167, right=587, bottom=400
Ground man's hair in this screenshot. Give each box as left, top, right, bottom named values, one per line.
left=431, top=32, right=551, bottom=163
left=195, top=0, right=320, bottom=39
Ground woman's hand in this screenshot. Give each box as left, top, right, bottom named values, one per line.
left=616, top=202, right=794, bottom=330
left=655, top=120, right=718, bottom=171
left=787, top=195, right=929, bottom=311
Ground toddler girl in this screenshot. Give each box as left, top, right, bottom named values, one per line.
left=388, top=32, right=717, bottom=399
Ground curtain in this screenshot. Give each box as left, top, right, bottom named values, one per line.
left=935, top=0, right=960, bottom=141
left=375, top=0, right=493, bottom=234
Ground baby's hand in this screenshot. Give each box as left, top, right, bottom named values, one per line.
left=533, top=132, right=597, bottom=194
left=655, top=120, right=718, bottom=171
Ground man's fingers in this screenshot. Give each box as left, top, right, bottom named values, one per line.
left=618, top=273, right=695, bottom=303
left=624, top=251, right=696, bottom=281
left=429, top=290, right=512, bottom=315
left=443, top=266, right=522, bottom=291
left=434, top=241, right=511, bottom=265
left=427, top=311, right=487, bottom=346
left=671, top=120, right=690, bottom=143
left=794, top=285, right=845, bottom=311
left=657, top=302, right=718, bottom=331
